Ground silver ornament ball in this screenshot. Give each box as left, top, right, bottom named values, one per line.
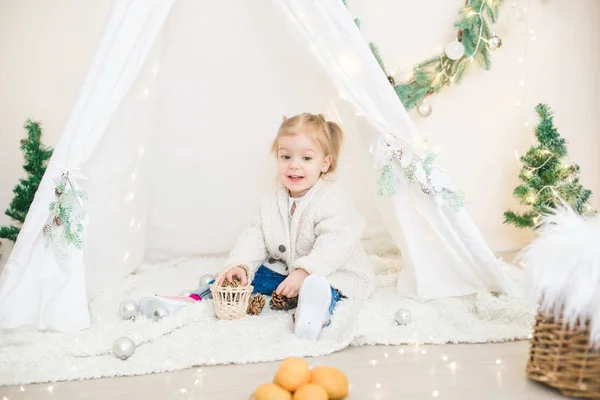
left=487, top=35, right=502, bottom=51
left=444, top=40, right=465, bottom=61
left=112, top=337, right=136, bottom=360
left=417, top=101, right=432, bottom=117
left=198, top=274, right=215, bottom=287
left=393, top=308, right=412, bottom=326
left=118, top=300, right=139, bottom=321
left=153, top=308, right=169, bottom=321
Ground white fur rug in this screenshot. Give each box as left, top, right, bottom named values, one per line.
left=0, top=239, right=534, bottom=386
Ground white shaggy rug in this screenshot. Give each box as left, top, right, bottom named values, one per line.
left=0, top=239, right=534, bottom=386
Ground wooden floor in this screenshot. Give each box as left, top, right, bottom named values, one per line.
left=0, top=341, right=566, bottom=399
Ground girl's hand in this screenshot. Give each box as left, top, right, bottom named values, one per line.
left=276, top=268, right=309, bottom=298
left=216, top=266, right=248, bottom=286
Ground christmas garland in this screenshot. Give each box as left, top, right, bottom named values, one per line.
left=343, top=0, right=507, bottom=117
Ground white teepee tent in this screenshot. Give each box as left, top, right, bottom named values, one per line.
left=0, top=0, right=516, bottom=333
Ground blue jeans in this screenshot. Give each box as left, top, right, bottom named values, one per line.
left=252, top=265, right=342, bottom=319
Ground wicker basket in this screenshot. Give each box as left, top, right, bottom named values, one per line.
left=526, top=311, right=600, bottom=398
left=210, top=283, right=254, bottom=320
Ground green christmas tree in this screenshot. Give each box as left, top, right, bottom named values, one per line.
left=0, top=119, right=53, bottom=241
left=504, top=103, right=594, bottom=228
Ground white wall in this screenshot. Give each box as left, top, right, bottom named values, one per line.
left=0, top=0, right=599, bottom=263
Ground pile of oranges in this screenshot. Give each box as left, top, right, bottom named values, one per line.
left=252, top=357, right=349, bottom=400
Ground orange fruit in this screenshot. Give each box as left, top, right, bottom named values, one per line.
left=274, top=357, right=311, bottom=392
left=253, top=383, right=292, bottom=400
left=292, top=383, right=328, bottom=400
left=310, top=366, right=349, bottom=399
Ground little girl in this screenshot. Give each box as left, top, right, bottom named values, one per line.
left=140, top=113, right=374, bottom=340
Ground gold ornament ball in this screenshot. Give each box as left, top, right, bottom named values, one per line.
left=417, top=101, right=432, bottom=117
left=488, top=35, right=502, bottom=51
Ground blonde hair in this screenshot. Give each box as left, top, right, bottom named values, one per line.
left=270, top=112, right=344, bottom=174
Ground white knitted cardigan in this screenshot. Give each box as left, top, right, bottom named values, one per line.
left=224, top=178, right=374, bottom=300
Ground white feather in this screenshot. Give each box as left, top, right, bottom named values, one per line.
left=520, top=205, right=600, bottom=347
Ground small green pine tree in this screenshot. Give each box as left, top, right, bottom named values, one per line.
left=504, top=104, right=594, bottom=228
left=0, top=119, right=53, bottom=241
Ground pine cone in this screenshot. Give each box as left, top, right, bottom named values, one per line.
left=43, top=224, right=52, bottom=236
left=387, top=75, right=396, bottom=86
left=247, top=294, right=266, bottom=315
left=221, top=277, right=242, bottom=288
left=55, top=188, right=62, bottom=197
left=269, top=292, right=298, bottom=311
left=54, top=216, right=62, bottom=226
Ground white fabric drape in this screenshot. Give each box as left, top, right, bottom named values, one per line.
left=272, top=0, right=517, bottom=298
left=0, top=0, right=175, bottom=332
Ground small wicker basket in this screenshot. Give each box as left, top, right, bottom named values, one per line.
left=210, top=283, right=254, bottom=320
left=526, top=310, right=600, bottom=398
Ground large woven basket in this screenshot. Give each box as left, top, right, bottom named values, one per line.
left=526, top=310, right=600, bottom=398
left=210, top=283, right=254, bottom=320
